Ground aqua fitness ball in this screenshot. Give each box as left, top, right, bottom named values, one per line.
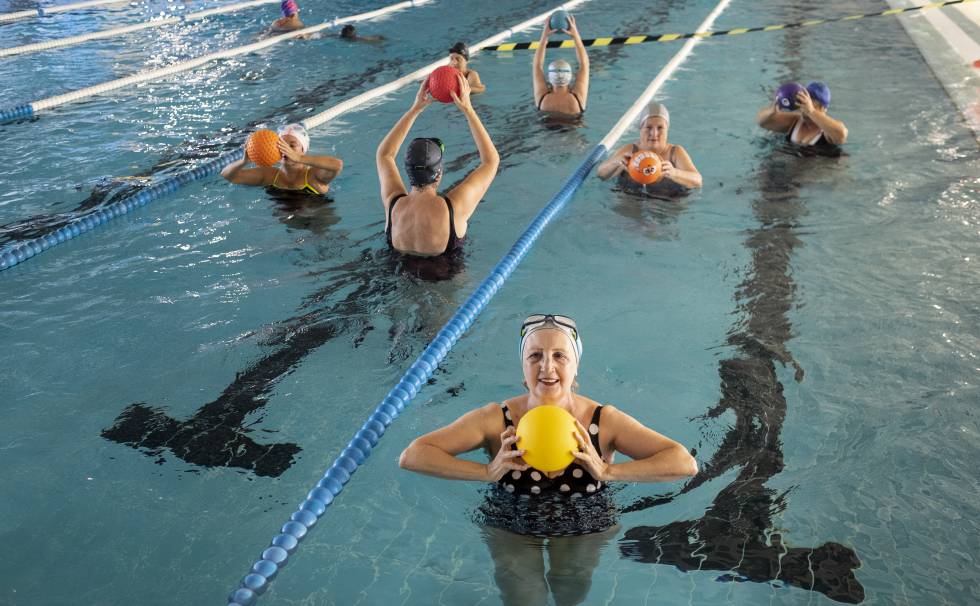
left=775, top=82, right=805, bottom=111
left=549, top=9, right=569, bottom=31
left=515, top=405, right=579, bottom=472
left=428, top=65, right=461, bottom=103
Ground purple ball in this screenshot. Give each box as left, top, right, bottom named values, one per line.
left=774, top=82, right=805, bottom=111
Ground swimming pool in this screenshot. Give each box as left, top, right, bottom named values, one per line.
left=1, top=0, right=978, bottom=603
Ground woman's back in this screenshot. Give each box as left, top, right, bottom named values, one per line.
left=387, top=192, right=457, bottom=257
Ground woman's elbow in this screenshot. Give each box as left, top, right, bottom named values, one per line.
left=680, top=449, right=698, bottom=476
left=398, top=440, right=423, bottom=471
left=836, top=127, right=848, bottom=145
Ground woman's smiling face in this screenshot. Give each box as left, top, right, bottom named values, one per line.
left=522, top=328, right=578, bottom=403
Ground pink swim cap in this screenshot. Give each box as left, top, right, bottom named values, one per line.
left=280, top=0, right=298, bottom=17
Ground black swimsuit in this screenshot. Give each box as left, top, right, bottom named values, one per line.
left=617, top=144, right=690, bottom=199
left=385, top=193, right=463, bottom=255
left=536, top=90, right=585, bottom=115
left=474, top=404, right=618, bottom=537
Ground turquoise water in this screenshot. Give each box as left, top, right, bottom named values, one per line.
left=1, top=0, right=978, bottom=604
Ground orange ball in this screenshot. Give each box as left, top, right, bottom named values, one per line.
left=428, top=65, right=461, bottom=103
left=246, top=129, right=282, bottom=167
left=627, top=150, right=663, bottom=185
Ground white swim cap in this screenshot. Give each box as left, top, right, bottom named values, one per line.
left=639, top=102, right=670, bottom=127
left=277, top=123, right=310, bottom=153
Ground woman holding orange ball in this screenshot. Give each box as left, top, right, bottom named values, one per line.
left=597, top=102, right=702, bottom=196
left=220, top=124, right=343, bottom=195
left=399, top=315, right=696, bottom=605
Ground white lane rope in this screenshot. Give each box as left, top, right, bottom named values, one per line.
left=0, top=0, right=280, bottom=59
left=14, top=1, right=432, bottom=117
left=600, top=0, right=734, bottom=148
left=0, top=0, right=128, bottom=24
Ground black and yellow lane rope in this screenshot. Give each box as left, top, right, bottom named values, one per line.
left=483, top=0, right=977, bottom=51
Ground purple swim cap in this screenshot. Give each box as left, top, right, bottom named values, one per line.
left=806, top=82, right=831, bottom=109
left=774, top=82, right=805, bottom=111
left=280, top=0, right=298, bottom=17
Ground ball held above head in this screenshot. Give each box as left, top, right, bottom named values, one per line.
left=428, top=65, right=462, bottom=103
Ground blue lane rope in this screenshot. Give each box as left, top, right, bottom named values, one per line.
left=0, top=105, right=34, bottom=124
left=0, top=151, right=240, bottom=272
left=226, top=144, right=609, bottom=605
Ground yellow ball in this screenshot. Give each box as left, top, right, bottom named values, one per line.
left=515, top=405, right=579, bottom=472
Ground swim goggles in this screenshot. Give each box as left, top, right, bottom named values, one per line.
left=520, top=314, right=583, bottom=362
left=521, top=314, right=577, bottom=338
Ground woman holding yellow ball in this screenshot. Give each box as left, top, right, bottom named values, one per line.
left=399, top=314, right=697, bottom=605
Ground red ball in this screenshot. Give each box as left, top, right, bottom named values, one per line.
left=428, top=65, right=461, bottom=103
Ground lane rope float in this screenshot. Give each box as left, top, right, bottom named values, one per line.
left=0, top=0, right=127, bottom=24
left=0, top=0, right=281, bottom=59
left=480, top=0, right=976, bottom=51
left=0, top=0, right=434, bottom=126
left=223, top=0, right=732, bottom=604
left=0, top=0, right=594, bottom=273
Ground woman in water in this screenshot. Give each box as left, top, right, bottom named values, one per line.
left=221, top=124, right=343, bottom=195
left=270, top=0, right=303, bottom=32
left=376, top=74, right=498, bottom=258
left=597, top=102, right=702, bottom=195
left=756, top=81, right=848, bottom=147
left=448, top=42, right=486, bottom=94
left=532, top=16, right=589, bottom=118
left=400, top=315, right=697, bottom=605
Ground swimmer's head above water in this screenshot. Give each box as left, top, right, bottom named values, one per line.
left=340, top=24, right=356, bottom=39
left=547, top=60, right=573, bottom=88
left=280, top=0, right=298, bottom=17
left=639, top=102, right=670, bottom=147
left=404, top=137, right=444, bottom=187
left=448, top=41, right=470, bottom=70
left=805, top=81, right=830, bottom=110
left=520, top=314, right=582, bottom=364
left=277, top=123, right=309, bottom=161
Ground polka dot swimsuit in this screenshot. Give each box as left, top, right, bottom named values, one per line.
left=497, top=404, right=605, bottom=498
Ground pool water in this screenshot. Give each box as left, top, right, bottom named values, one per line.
left=1, top=0, right=978, bottom=604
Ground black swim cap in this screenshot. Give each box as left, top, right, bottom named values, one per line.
left=404, top=138, right=444, bottom=186
left=448, top=41, right=469, bottom=61
left=341, top=24, right=356, bottom=38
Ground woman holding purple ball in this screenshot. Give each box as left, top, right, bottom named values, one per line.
left=756, top=81, right=848, bottom=148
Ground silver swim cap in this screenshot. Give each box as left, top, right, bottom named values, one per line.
left=547, top=60, right=573, bottom=88
left=639, top=102, right=670, bottom=127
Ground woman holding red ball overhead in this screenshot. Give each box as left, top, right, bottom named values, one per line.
left=376, top=74, right=498, bottom=258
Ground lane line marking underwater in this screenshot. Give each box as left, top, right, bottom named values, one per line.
left=0, top=0, right=591, bottom=273
left=224, top=0, right=732, bottom=604
left=0, top=0, right=434, bottom=125
left=0, top=0, right=127, bottom=23
left=480, top=0, right=977, bottom=51
left=0, top=0, right=282, bottom=59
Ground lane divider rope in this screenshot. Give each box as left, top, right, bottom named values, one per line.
left=0, top=0, right=127, bottom=24
left=0, top=0, right=281, bottom=59
left=0, top=0, right=592, bottom=273
left=0, top=0, right=433, bottom=126
left=480, top=0, right=975, bottom=51
left=224, top=0, right=732, bottom=604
